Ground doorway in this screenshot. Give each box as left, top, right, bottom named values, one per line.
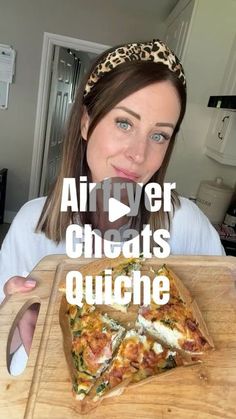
left=40, top=46, right=97, bottom=195
left=29, top=32, right=109, bottom=199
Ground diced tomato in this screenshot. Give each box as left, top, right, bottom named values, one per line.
left=122, top=340, right=142, bottom=362
left=83, top=346, right=100, bottom=373
left=108, top=365, right=128, bottom=387
left=139, top=306, right=152, bottom=319
left=198, top=336, right=208, bottom=347
left=86, top=331, right=111, bottom=357
left=109, top=375, right=122, bottom=388
left=182, top=340, right=197, bottom=352
left=142, top=349, right=160, bottom=369
left=185, top=318, right=198, bottom=332
left=111, top=366, right=126, bottom=379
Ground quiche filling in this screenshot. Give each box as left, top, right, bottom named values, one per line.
left=62, top=262, right=214, bottom=403
left=93, top=330, right=183, bottom=400
left=69, top=303, right=125, bottom=399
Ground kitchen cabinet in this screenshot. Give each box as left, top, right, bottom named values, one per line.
left=204, top=35, right=236, bottom=166
left=165, top=0, right=236, bottom=174
left=205, top=109, right=236, bottom=166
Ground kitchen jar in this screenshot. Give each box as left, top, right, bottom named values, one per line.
left=196, top=177, right=233, bottom=224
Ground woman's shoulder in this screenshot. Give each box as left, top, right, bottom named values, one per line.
left=171, top=196, right=212, bottom=230
left=13, top=197, right=47, bottom=225
left=170, top=196, right=224, bottom=255
left=17, top=196, right=47, bottom=212
left=175, top=196, right=206, bottom=219
left=6, top=197, right=47, bottom=241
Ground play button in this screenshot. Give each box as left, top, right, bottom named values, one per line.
left=108, top=197, right=131, bottom=222
left=88, top=177, right=143, bottom=243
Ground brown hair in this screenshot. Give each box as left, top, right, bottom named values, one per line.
left=36, top=52, right=186, bottom=243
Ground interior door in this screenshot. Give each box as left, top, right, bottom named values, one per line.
left=39, top=46, right=80, bottom=195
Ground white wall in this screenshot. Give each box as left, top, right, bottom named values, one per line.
left=0, top=0, right=165, bottom=218
left=166, top=0, right=236, bottom=198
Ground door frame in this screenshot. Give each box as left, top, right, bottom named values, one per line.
left=29, top=32, right=109, bottom=200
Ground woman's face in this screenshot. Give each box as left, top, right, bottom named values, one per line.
left=82, top=80, right=181, bottom=184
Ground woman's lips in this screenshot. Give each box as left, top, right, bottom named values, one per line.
left=112, top=165, right=140, bottom=181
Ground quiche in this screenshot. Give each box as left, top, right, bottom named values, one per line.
left=65, top=302, right=125, bottom=399
left=59, top=258, right=214, bottom=410
left=136, top=265, right=214, bottom=358
left=91, top=329, right=185, bottom=401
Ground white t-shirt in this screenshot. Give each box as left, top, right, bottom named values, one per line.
left=0, top=196, right=224, bottom=374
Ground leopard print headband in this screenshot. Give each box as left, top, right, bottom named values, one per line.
left=84, top=39, right=186, bottom=97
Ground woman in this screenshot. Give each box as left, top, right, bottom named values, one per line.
left=0, top=39, right=224, bottom=374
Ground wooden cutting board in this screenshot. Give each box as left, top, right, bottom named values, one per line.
left=0, top=255, right=236, bottom=419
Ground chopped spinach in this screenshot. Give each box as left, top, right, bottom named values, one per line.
left=177, top=296, right=184, bottom=304
left=78, top=389, right=87, bottom=395
left=73, top=330, right=82, bottom=337
left=109, top=319, right=120, bottom=330
left=164, top=355, right=176, bottom=370
left=96, top=381, right=109, bottom=394
left=73, top=381, right=78, bottom=393
left=160, top=318, right=176, bottom=329
left=79, top=353, right=86, bottom=370
left=72, top=352, right=86, bottom=371
left=72, top=352, right=79, bottom=370
left=70, top=317, right=75, bottom=327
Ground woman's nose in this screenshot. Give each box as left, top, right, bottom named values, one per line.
left=125, top=136, right=148, bottom=164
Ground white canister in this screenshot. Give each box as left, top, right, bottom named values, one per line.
left=196, top=177, right=233, bottom=224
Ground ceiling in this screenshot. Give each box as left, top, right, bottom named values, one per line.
left=114, top=0, right=180, bottom=20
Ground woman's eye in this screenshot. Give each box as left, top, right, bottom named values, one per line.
left=150, top=132, right=169, bottom=143
left=116, top=120, right=132, bottom=131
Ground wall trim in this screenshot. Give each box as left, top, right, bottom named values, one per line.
left=28, top=32, right=109, bottom=200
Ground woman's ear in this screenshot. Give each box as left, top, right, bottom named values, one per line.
left=81, top=108, right=90, bottom=141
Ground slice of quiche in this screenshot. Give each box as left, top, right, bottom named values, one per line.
left=90, top=329, right=184, bottom=401
left=136, top=265, right=214, bottom=358
left=67, top=303, right=125, bottom=400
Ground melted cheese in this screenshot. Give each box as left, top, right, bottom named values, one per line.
left=138, top=314, right=184, bottom=349
left=125, top=330, right=150, bottom=350
left=153, top=342, right=164, bottom=355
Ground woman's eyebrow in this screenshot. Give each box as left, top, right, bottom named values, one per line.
left=155, top=122, right=174, bottom=129
left=114, top=106, right=140, bottom=120
left=114, top=106, right=174, bottom=129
